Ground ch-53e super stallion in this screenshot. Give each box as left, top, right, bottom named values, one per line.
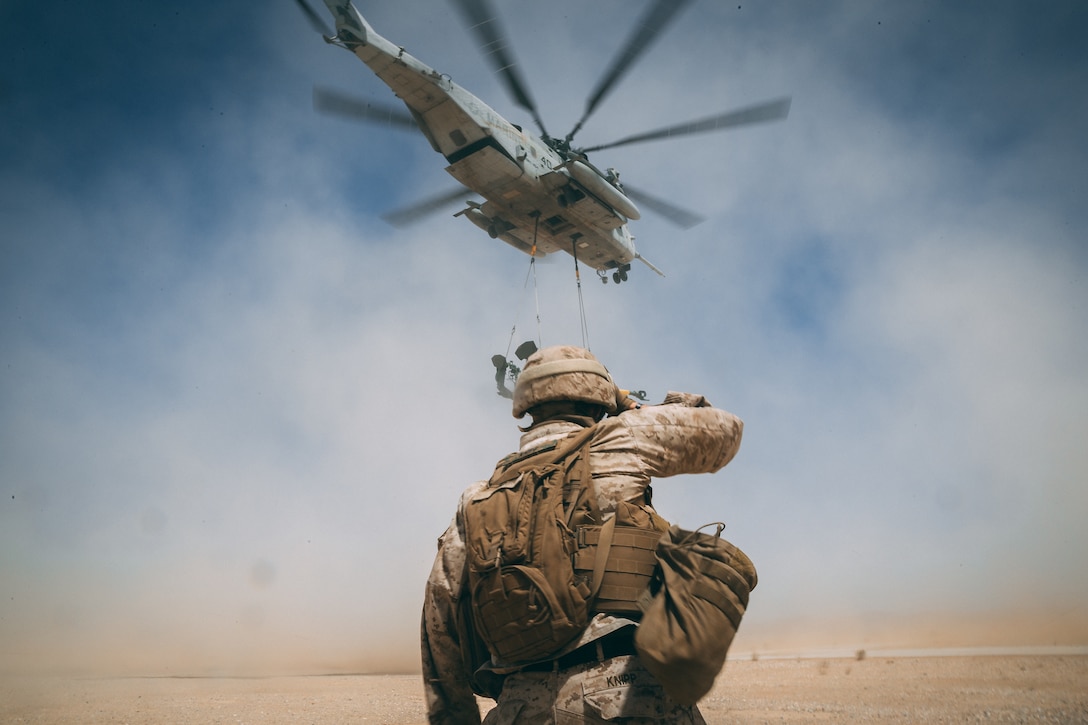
left=297, top=0, right=790, bottom=284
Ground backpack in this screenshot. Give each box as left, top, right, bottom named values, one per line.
left=634, top=522, right=758, bottom=705
left=462, top=424, right=609, bottom=666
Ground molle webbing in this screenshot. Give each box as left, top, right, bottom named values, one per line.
left=574, top=525, right=661, bottom=614
left=464, top=424, right=601, bottom=666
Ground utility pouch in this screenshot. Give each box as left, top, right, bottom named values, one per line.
left=634, top=522, right=757, bottom=705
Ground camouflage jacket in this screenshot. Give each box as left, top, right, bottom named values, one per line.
left=420, top=393, right=743, bottom=725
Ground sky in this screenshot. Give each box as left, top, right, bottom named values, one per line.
left=2, top=0, right=1086, bottom=676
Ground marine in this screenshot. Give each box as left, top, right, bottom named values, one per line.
left=421, top=345, right=744, bottom=724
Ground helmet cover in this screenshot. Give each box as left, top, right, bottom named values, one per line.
left=512, top=345, right=617, bottom=418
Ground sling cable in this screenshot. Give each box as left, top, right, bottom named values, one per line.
left=492, top=213, right=543, bottom=399
left=491, top=217, right=597, bottom=398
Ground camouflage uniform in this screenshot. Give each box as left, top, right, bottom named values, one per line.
left=422, top=384, right=743, bottom=724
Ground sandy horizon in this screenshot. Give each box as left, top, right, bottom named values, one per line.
left=4, top=654, right=1086, bottom=723
left=5, top=609, right=1086, bottom=721
left=5, top=604, right=1086, bottom=679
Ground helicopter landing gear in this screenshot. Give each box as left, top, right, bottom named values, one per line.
left=598, top=264, right=631, bottom=284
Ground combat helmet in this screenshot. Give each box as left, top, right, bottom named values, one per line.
left=512, top=345, right=617, bottom=418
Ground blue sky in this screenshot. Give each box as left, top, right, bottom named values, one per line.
left=2, top=1, right=1086, bottom=674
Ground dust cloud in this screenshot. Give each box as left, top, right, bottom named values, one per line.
left=735, top=608, right=1088, bottom=659
left=5, top=590, right=1085, bottom=678
left=1, top=613, right=421, bottom=678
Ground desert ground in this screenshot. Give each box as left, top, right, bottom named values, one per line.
left=3, top=655, right=1086, bottom=723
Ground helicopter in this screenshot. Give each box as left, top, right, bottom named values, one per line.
left=297, top=0, right=790, bottom=284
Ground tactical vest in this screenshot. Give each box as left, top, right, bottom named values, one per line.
left=572, top=498, right=667, bottom=615
left=462, top=424, right=663, bottom=666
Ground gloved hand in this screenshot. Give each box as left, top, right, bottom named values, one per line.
left=662, top=391, right=712, bottom=407
left=614, top=387, right=641, bottom=412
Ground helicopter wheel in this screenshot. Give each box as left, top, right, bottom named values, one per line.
left=613, top=272, right=622, bottom=284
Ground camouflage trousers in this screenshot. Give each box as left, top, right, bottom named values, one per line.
left=482, top=655, right=706, bottom=725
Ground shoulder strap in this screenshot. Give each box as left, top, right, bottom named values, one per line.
left=491, top=424, right=598, bottom=487
left=589, top=514, right=617, bottom=598
left=536, top=425, right=615, bottom=600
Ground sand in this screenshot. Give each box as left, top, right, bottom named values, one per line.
left=3, top=655, right=1086, bottom=723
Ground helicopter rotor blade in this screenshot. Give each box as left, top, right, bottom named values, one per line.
left=567, top=0, right=693, bottom=144
left=313, top=87, right=418, bottom=130
left=382, top=187, right=475, bottom=227
left=623, top=185, right=706, bottom=229
left=293, top=0, right=334, bottom=38
left=450, top=0, right=549, bottom=137
left=582, top=96, right=792, bottom=154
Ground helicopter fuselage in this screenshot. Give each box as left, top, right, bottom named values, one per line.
left=322, top=0, right=642, bottom=275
